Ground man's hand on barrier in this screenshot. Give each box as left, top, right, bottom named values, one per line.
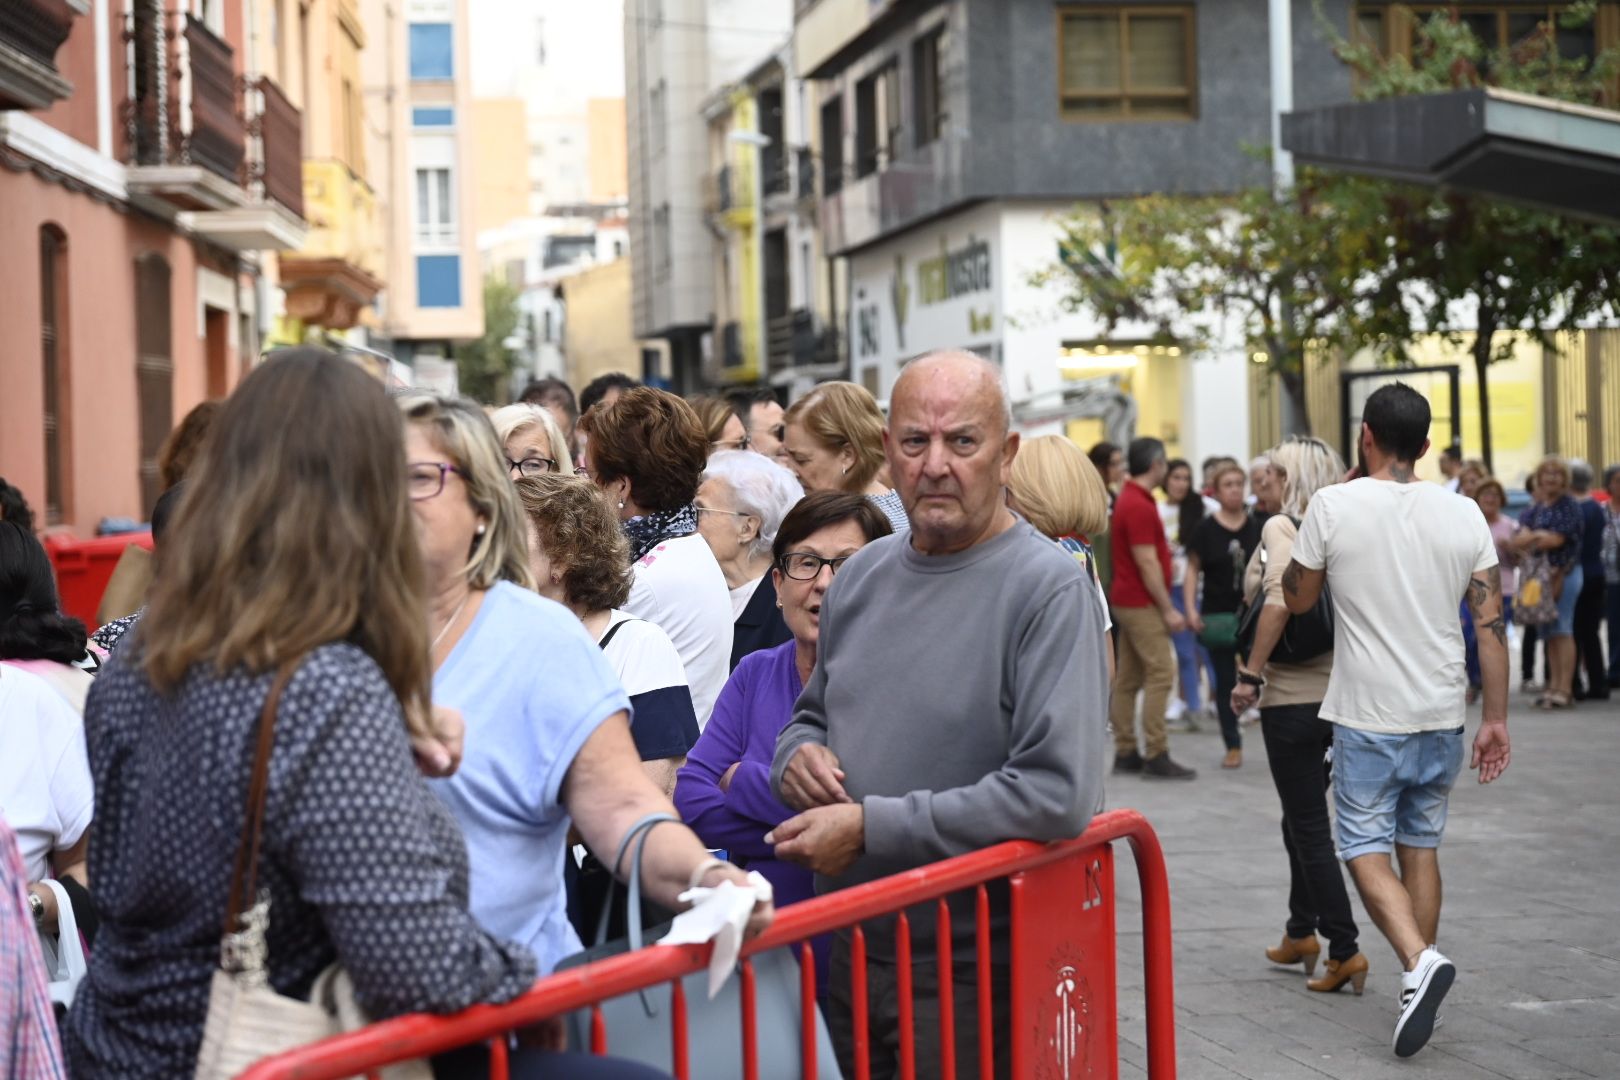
left=778, top=744, right=851, bottom=810
left=1470, top=719, right=1510, bottom=784
left=768, top=804, right=865, bottom=876
left=411, top=705, right=465, bottom=777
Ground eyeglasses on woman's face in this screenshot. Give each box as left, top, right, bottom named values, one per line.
left=777, top=551, right=851, bottom=581
left=506, top=455, right=557, bottom=479
left=712, top=435, right=751, bottom=452
left=695, top=504, right=752, bottom=521
left=407, top=461, right=464, bottom=501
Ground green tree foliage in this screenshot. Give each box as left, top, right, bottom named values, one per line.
left=1038, top=177, right=1404, bottom=433
left=453, top=275, right=523, bottom=405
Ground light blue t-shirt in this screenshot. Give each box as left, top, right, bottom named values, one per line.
left=430, top=581, right=631, bottom=971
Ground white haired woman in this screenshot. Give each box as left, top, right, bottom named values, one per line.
left=489, top=403, right=571, bottom=481
left=696, top=450, right=805, bottom=669
left=396, top=391, right=771, bottom=1073
left=1232, top=435, right=1366, bottom=996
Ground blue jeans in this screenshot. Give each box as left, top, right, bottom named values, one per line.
left=1332, top=725, right=1465, bottom=862
left=1170, top=587, right=1205, bottom=712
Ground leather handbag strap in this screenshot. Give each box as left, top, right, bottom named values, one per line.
left=593, top=812, right=679, bottom=949
left=223, top=663, right=298, bottom=938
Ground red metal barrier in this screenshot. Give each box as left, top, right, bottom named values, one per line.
left=241, top=808, right=1176, bottom=1079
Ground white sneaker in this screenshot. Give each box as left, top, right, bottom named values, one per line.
left=1165, top=697, right=1187, bottom=721
left=1240, top=707, right=1261, bottom=727
left=1394, top=947, right=1455, bottom=1058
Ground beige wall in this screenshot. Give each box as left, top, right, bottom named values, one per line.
left=563, top=257, right=659, bottom=387
left=473, top=98, right=531, bottom=234
left=587, top=97, right=628, bottom=204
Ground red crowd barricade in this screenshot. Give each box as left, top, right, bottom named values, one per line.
left=241, top=808, right=1176, bottom=1080
left=44, top=531, right=153, bottom=626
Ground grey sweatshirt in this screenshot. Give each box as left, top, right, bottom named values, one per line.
left=770, top=515, right=1109, bottom=956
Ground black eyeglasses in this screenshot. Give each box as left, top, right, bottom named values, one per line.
left=506, top=455, right=557, bottom=479
left=407, top=461, right=463, bottom=501
left=778, top=552, right=851, bottom=581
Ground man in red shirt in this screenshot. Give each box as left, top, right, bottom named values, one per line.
left=1110, top=437, right=1198, bottom=779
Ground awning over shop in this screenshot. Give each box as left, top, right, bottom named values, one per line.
left=1281, top=88, right=1620, bottom=224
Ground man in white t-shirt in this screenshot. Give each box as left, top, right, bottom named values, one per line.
left=1283, top=382, right=1510, bottom=1060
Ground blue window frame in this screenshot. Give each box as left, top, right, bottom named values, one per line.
left=417, top=255, right=462, bottom=308
left=412, top=106, right=455, bottom=128
left=409, top=23, right=454, bottom=81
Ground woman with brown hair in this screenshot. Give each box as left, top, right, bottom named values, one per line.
left=577, top=387, right=734, bottom=725
left=61, top=350, right=541, bottom=1077
left=781, top=381, right=909, bottom=531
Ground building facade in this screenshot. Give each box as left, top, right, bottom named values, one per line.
left=624, top=0, right=792, bottom=391
left=363, top=0, right=483, bottom=366
left=0, top=0, right=307, bottom=531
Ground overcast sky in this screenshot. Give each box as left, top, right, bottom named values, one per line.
left=468, top=0, right=626, bottom=101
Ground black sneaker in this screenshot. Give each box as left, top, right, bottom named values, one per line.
left=1113, top=750, right=1145, bottom=774
left=1142, top=753, right=1197, bottom=780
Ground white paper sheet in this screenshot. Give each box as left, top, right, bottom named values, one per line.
left=657, top=871, right=775, bottom=998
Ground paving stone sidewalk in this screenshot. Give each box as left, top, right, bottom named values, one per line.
left=1106, top=695, right=1620, bottom=1079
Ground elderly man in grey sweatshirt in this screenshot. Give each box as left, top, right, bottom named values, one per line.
left=768, top=350, right=1109, bottom=1080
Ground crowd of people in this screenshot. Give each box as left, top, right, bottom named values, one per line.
left=0, top=348, right=1565, bottom=1076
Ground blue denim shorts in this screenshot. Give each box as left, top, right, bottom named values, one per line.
left=1550, top=563, right=1585, bottom=637
left=1332, top=725, right=1465, bottom=862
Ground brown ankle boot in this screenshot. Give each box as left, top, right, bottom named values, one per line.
left=1265, top=934, right=1320, bottom=976
left=1307, top=952, right=1369, bottom=995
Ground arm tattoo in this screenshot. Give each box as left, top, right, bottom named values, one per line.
left=1464, top=574, right=1489, bottom=614
left=1468, top=566, right=1505, bottom=646
left=1483, top=615, right=1507, bottom=647
left=1281, top=560, right=1304, bottom=599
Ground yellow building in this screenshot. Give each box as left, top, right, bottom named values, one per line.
left=587, top=98, right=629, bottom=204
left=271, top=0, right=385, bottom=339
left=561, top=257, right=666, bottom=388
left=473, top=99, right=532, bottom=235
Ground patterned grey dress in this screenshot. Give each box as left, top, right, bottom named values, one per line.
left=63, top=643, right=536, bottom=1078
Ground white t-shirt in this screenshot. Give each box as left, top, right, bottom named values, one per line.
left=626, top=533, right=734, bottom=729
left=0, top=664, right=94, bottom=881
left=1293, top=478, right=1497, bottom=734
left=729, top=576, right=762, bottom=621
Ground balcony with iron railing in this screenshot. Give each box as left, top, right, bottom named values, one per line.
left=0, top=0, right=83, bottom=111
left=119, top=7, right=305, bottom=249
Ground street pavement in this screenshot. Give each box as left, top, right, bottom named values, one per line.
left=1106, top=692, right=1620, bottom=1079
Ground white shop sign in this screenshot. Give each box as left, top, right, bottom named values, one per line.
left=848, top=212, right=1002, bottom=386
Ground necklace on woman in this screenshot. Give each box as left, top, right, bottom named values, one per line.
left=431, top=590, right=472, bottom=653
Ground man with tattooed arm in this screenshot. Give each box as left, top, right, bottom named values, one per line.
left=1280, top=382, right=1510, bottom=1060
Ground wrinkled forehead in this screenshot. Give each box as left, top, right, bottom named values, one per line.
left=890, top=375, right=1004, bottom=434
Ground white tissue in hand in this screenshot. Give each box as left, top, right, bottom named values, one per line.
left=657, top=871, right=773, bottom=999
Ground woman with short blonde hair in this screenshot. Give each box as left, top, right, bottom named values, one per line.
left=1008, top=434, right=1110, bottom=540
left=489, top=403, right=571, bottom=480
left=1270, top=437, right=1344, bottom=521
left=781, top=381, right=908, bottom=530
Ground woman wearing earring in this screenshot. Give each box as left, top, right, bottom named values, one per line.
left=577, top=388, right=735, bottom=727
left=780, top=382, right=909, bottom=532
left=695, top=450, right=804, bottom=669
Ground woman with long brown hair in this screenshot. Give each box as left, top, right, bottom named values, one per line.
left=62, top=350, right=539, bottom=1077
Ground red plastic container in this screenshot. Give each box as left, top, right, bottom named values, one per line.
left=44, top=532, right=154, bottom=627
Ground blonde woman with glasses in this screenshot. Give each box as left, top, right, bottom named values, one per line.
left=1232, top=435, right=1367, bottom=997
left=489, top=403, right=571, bottom=481
left=396, top=391, right=771, bottom=1073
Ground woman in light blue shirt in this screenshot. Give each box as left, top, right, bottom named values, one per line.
left=396, top=392, right=772, bottom=1073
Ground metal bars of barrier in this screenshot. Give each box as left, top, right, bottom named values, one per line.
left=241, top=808, right=1176, bottom=1080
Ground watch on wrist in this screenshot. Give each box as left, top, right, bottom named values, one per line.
left=28, top=889, right=45, bottom=924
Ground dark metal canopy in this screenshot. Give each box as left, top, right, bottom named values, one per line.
left=1281, top=88, right=1620, bottom=224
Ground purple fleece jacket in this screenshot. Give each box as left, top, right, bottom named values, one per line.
left=673, top=639, right=813, bottom=906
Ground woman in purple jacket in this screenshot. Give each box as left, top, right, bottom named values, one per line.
left=674, top=492, right=893, bottom=909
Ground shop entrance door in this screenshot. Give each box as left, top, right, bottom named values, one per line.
left=1339, top=366, right=1461, bottom=477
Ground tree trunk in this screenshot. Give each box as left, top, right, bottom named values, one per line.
left=1473, top=314, right=1497, bottom=474
left=1277, top=367, right=1312, bottom=437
